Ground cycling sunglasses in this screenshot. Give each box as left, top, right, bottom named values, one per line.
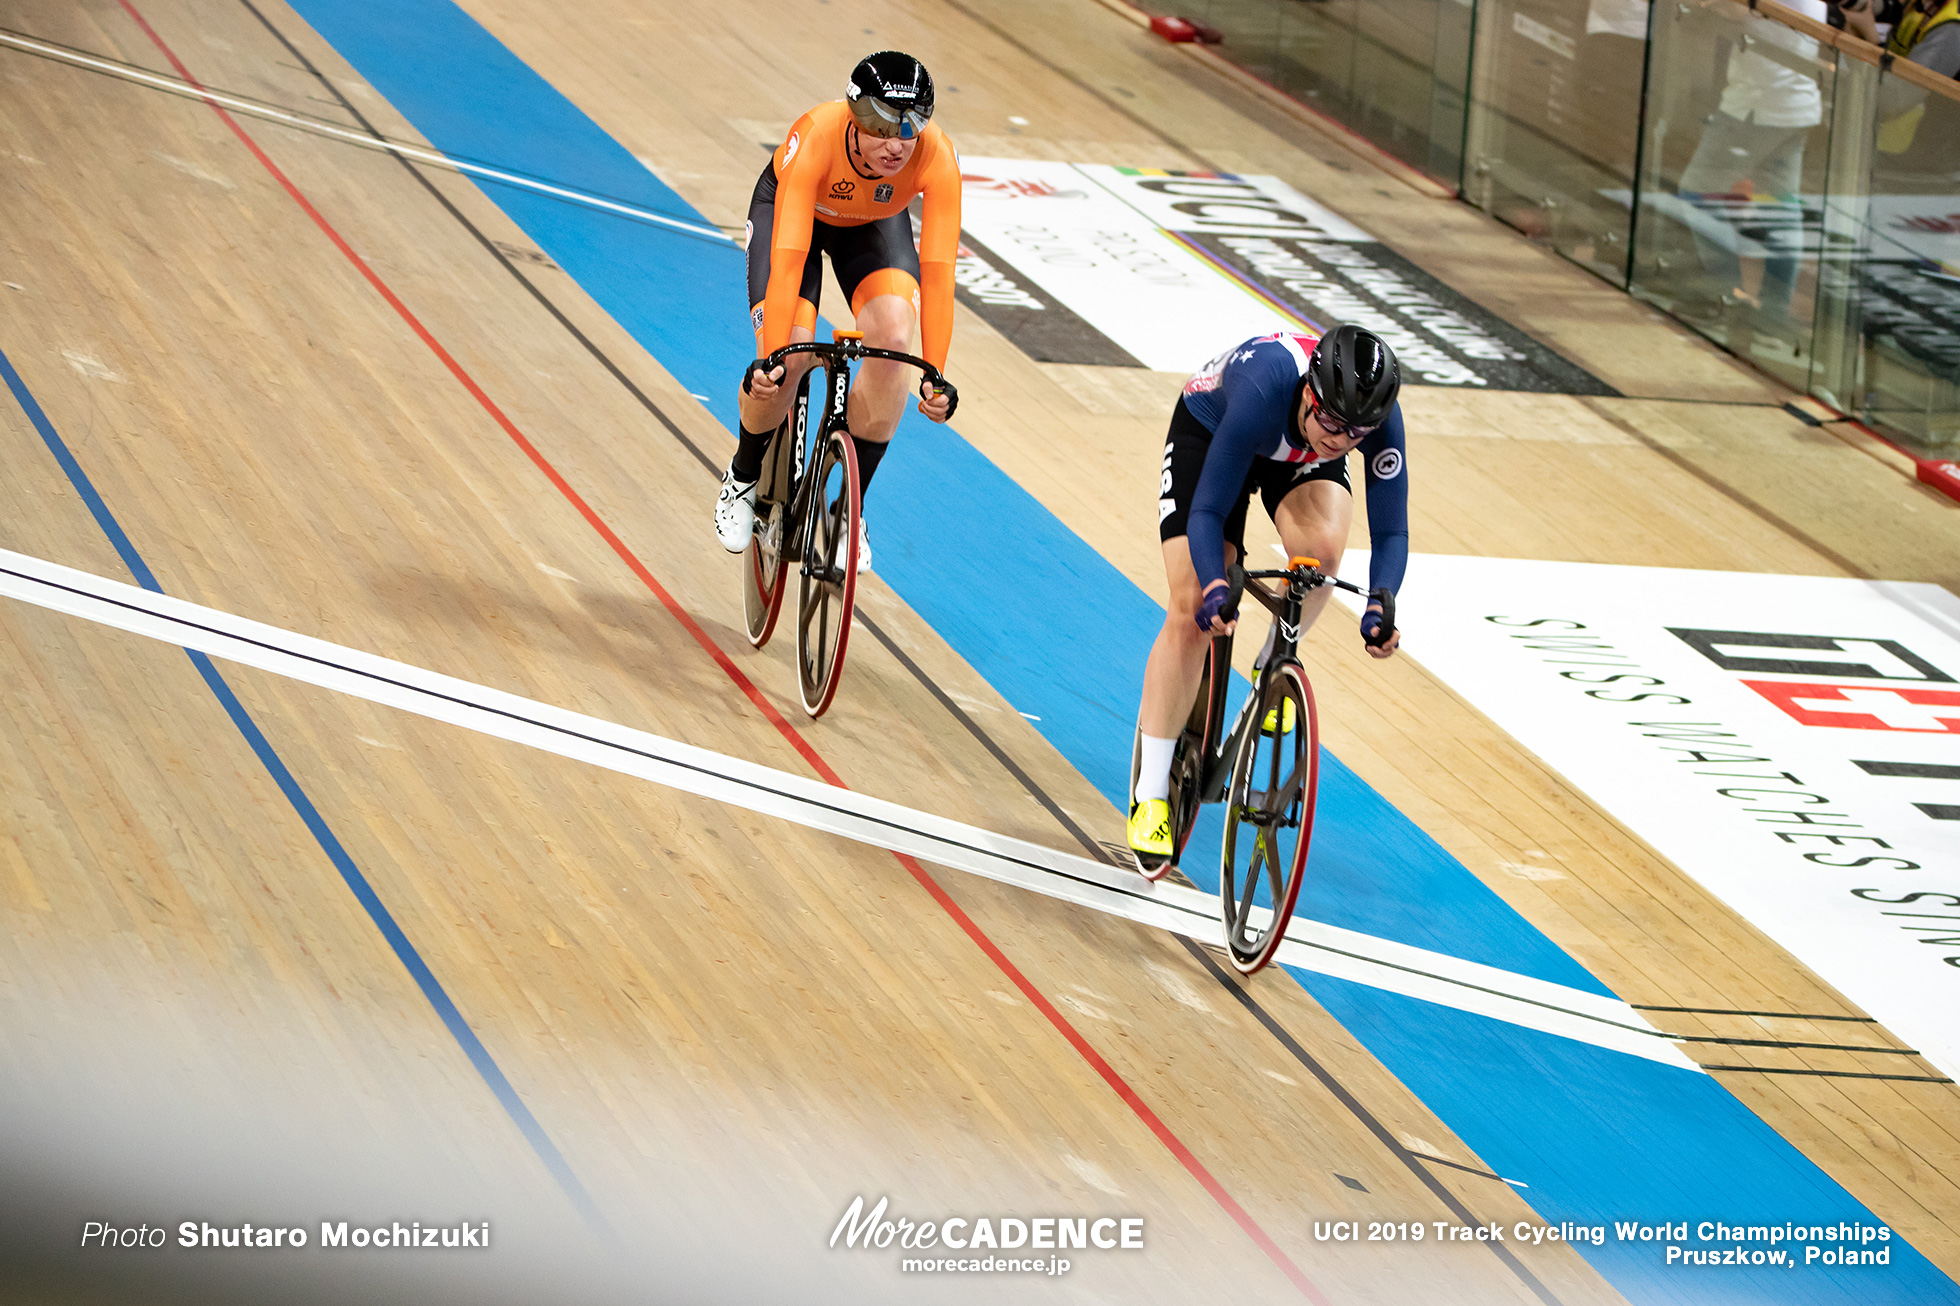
left=1308, top=398, right=1378, bottom=441
left=849, top=98, right=931, bottom=140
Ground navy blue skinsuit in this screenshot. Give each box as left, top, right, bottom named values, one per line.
left=1179, top=332, right=1408, bottom=607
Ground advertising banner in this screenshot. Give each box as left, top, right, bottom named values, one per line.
left=956, top=160, right=1613, bottom=393
left=1336, top=554, right=1960, bottom=1081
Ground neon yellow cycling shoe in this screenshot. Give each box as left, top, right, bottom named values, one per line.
left=1128, top=798, right=1173, bottom=873
left=1255, top=671, right=1296, bottom=733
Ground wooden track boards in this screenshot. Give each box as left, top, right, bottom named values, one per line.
left=0, top=0, right=1952, bottom=1301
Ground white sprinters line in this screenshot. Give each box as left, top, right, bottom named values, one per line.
left=0, top=547, right=1699, bottom=1071
left=0, top=29, right=732, bottom=244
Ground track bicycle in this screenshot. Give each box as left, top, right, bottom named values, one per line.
left=1130, top=558, right=1396, bottom=974
left=739, top=331, right=956, bottom=717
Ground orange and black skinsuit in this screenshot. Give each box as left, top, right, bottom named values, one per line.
left=745, top=100, right=962, bottom=370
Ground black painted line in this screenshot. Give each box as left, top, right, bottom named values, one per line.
left=1180, top=939, right=1565, bottom=1306
left=1915, top=803, right=1960, bottom=820
left=1673, top=1036, right=1920, bottom=1055
left=1702, top=1066, right=1955, bottom=1084
left=1406, top=1151, right=1517, bottom=1186
left=1631, top=1004, right=1877, bottom=1021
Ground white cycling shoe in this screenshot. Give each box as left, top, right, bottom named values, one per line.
left=714, top=466, right=757, bottom=553
left=855, top=518, right=872, bottom=574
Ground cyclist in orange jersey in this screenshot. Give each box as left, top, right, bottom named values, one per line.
left=714, top=51, right=962, bottom=573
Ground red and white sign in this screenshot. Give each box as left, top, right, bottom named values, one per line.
left=1746, top=680, right=1960, bottom=733
left=1334, top=554, right=1960, bottom=1082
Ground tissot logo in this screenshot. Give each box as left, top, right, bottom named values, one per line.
left=1668, top=627, right=1953, bottom=683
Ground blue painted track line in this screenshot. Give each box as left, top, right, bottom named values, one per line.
left=241, top=4, right=1960, bottom=1300
left=0, top=344, right=608, bottom=1236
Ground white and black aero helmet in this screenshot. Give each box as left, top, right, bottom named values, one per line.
left=847, top=51, right=935, bottom=140
left=1304, top=324, right=1400, bottom=431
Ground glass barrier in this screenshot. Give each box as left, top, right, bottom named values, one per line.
left=1115, top=0, right=1960, bottom=457
left=1835, top=57, right=1960, bottom=454
left=1162, top=0, right=1474, bottom=183
left=1627, top=0, right=1839, bottom=393
left=1463, top=0, right=1651, bottom=285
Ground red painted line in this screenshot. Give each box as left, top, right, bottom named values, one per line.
left=895, top=850, right=1331, bottom=1303
left=115, top=0, right=832, bottom=781
left=118, top=6, right=1325, bottom=1295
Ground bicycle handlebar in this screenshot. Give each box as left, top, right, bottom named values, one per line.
left=1226, top=561, right=1397, bottom=648
left=741, top=340, right=959, bottom=417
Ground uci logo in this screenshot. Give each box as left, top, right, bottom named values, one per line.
left=829, top=179, right=856, bottom=199
left=874, top=182, right=894, bottom=204
left=1371, top=448, right=1403, bottom=481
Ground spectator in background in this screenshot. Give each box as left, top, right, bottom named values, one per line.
left=1673, top=0, right=1832, bottom=347
left=1842, top=0, right=1960, bottom=166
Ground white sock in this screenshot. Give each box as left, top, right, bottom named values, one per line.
left=1134, top=734, right=1177, bottom=804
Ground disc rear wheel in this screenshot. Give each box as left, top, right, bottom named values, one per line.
left=794, top=429, right=860, bottom=717
left=1219, top=663, right=1319, bottom=975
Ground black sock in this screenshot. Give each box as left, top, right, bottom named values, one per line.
left=850, top=435, right=890, bottom=498
left=729, top=425, right=774, bottom=483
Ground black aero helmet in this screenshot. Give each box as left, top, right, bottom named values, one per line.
left=847, top=51, right=934, bottom=140
left=1304, top=324, right=1400, bottom=434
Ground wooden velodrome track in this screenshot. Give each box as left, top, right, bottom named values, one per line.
left=0, top=0, right=1956, bottom=1303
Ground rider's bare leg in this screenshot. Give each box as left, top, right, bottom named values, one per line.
left=841, top=293, right=917, bottom=497
left=1270, top=479, right=1353, bottom=643
left=1139, top=537, right=1239, bottom=743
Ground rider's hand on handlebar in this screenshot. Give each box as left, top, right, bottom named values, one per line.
left=1361, top=603, right=1400, bottom=658
left=744, top=360, right=786, bottom=400
left=917, top=379, right=954, bottom=423
left=1195, top=581, right=1238, bottom=636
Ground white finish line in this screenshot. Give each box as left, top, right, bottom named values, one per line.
left=0, top=547, right=1695, bottom=1071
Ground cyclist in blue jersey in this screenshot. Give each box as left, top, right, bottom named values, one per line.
left=1128, top=324, right=1409, bottom=871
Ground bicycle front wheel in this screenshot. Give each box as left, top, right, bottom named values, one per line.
left=794, top=429, right=860, bottom=717
left=1219, top=662, right=1319, bottom=975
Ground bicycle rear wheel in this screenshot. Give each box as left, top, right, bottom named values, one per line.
left=1219, top=662, right=1319, bottom=975
left=795, top=429, right=860, bottom=717
left=742, top=379, right=807, bottom=648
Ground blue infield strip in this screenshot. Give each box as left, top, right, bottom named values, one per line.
left=277, top=5, right=1954, bottom=1300
left=0, top=345, right=607, bottom=1234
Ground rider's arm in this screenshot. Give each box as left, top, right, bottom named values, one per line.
left=1185, top=366, right=1288, bottom=594
left=761, top=120, right=824, bottom=356
left=1360, top=405, right=1409, bottom=596
left=915, top=135, right=963, bottom=372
